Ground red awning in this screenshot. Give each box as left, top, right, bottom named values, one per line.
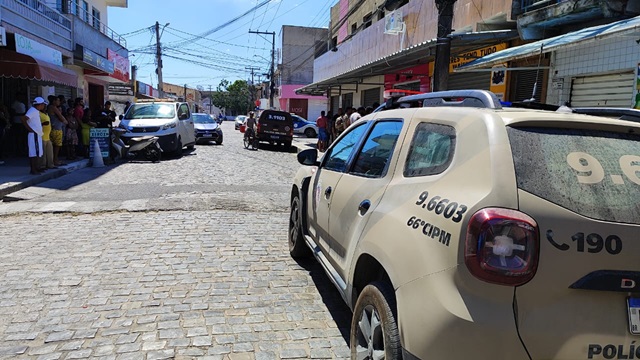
left=0, top=49, right=78, bottom=87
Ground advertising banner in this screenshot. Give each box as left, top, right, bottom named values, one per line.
left=107, top=49, right=130, bottom=83
left=15, top=33, right=62, bottom=66
left=89, top=128, right=110, bottom=158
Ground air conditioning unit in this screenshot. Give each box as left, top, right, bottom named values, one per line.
left=384, top=10, right=404, bottom=35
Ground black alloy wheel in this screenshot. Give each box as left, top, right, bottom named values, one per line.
left=288, top=193, right=310, bottom=258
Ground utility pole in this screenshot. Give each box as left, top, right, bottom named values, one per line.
left=155, top=21, right=164, bottom=98
left=249, top=30, right=276, bottom=109
left=433, top=0, right=457, bottom=92
left=184, top=84, right=187, bottom=102
left=245, top=66, right=260, bottom=108
left=208, top=85, right=213, bottom=114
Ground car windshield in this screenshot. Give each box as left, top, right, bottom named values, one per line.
left=125, top=104, right=175, bottom=120
left=193, top=114, right=215, bottom=124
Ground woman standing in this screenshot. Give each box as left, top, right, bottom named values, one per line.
left=47, top=95, right=67, bottom=166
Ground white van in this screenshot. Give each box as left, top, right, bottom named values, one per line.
left=118, top=100, right=196, bottom=156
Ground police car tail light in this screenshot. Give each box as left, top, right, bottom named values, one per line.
left=464, top=208, right=539, bottom=286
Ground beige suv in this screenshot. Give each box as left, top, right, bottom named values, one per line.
left=288, top=90, right=640, bottom=360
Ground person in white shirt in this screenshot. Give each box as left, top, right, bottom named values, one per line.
left=22, top=97, right=47, bottom=175
left=350, top=106, right=365, bottom=125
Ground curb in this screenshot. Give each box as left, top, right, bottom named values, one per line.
left=0, top=159, right=90, bottom=199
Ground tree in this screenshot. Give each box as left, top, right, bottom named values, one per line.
left=211, top=79, right=251, bottom=115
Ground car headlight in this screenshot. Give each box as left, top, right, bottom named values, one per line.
left=118, top=123, right=132, bottom=132
left=162, top=122, right=177, bottom=130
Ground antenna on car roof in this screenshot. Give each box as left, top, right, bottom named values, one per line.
left=525, top=44, right=545, bottom=103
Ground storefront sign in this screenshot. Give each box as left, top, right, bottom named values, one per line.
left=15, top=33, right=62, bottom=66
left=0, top=27, right=6, bottom=47
left=82, top=47, right=114, bottom=74
left=108, top=83, right=134, bottom=96
left=490, top=64, right=507, bottom=101
left=107, top=49, right=130, bottom=83
left=449, top=43, right=508, bottom=72
left=89, top=128, right=110, bottom=158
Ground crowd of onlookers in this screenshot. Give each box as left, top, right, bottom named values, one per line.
left=0, top=92, right=127, bottom=173
left=314, top=104, right=377, bottom=152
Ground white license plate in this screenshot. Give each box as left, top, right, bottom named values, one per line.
left=628, top=298, right=640, bottom=335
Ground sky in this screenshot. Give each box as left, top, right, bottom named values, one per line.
left=108, top=0, right=333, bottom=91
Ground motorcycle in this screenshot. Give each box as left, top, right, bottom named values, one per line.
left=111, top=128, right=162, bottom=162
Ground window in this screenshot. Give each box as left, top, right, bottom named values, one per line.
left=92, top=7, right=101, bottom=29
left=351, top=23, right=358, bottom=35
left=82, top=1, right=89, bottom=22
left=363, top=13, right=373, bottom=29
left=378, top=9, right=385, bottom=21
left=178, top=104, right=190, bottom=119
left=404, top=123, right=456, bottom=177
left=352, top=121, right=402, bottom=178
left=324, top=123, right=368, bottom=172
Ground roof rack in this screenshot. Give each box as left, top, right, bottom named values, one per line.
left=399, top=90, right=503, bottom=109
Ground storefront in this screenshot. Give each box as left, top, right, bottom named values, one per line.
left=73, top=45, right=115, bottom=112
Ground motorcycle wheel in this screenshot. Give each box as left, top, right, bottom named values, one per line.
left=145, top=147, right=161, bottom=162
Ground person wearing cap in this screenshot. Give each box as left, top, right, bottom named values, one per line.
left=22, top=97, right=47, bottom=175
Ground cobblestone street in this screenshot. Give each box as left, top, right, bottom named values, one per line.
left=0, top=123, right=351, bottom=359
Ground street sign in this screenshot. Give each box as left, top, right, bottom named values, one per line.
left=108, top=84, right=134, bottom=96
left=89, top=128, right=110, bottom=158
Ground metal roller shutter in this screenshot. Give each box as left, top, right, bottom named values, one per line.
left=362, top=87, right=381, bottom=107
left=570, top=72, right=635, bottom=108
left=448, top=72, right=490, bottom=91
left=331, top=95, right=339, bottom=114
left=512, top=69, right=545, bottom=102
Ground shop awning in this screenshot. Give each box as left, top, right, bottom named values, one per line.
left=296, top=30, right=519, bottom=96
left=457, top=15, right=640, bottom=71
left=0, top=49, right=77, bottom=87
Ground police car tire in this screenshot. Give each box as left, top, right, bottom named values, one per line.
left=288, top=192, right=311, bottom=258
left=351, top=281, right=401, bottom=360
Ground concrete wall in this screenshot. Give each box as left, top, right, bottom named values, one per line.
left=280, top=26, right=328, bottom=85
left=546, top=36, right=640, bottom=106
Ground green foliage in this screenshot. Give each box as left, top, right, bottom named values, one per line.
left=211, top=79, right=251, bottom=115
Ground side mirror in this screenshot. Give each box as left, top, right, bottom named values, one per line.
left=297, top=148, right=319, bottom=166
left=179, top=113, right=189, bottom=120
left=119, top=114, right=123, bottom=120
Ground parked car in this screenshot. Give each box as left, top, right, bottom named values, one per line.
left=224, top=115, right=236, bottom=121
left=193, top=113, right=223, bottom=145
left=235, top=115, right=248, bottom=130
left=119, top=100, right=196, bottom=157
left=289, top=90, right=640, bottom=359
left=291, top=114, right=318, bottom=138
left=255, top=110, right=293, bottom=150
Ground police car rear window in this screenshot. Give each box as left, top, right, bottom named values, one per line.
left=508, top=127, right=640, bottom=224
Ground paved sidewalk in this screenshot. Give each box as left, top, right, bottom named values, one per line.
left=0, top=156, right=90, bottom=199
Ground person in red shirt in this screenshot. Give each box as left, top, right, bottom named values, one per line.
left=316, top=111, right=329, bottom=152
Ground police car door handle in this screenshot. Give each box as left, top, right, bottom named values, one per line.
left=358, top=200, right=371, bottom=216
left=324, top=187, right=332, bottom=199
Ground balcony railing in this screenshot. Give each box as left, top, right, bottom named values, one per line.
left=58, top=0, right=127, bottom=48
left=15, top=0, right=71, bottom=28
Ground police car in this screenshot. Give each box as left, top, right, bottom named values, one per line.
left=291, top=114, right=318, bottom=138
left=288, top=90, right=640, bottom=359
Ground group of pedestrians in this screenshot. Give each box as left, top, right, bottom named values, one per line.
left=315, top=105, right=374, bottom=152
left=0, top=93, right=119, bottom=174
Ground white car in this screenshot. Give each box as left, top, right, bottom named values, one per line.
left=119, top=100, right=196, bottom=157
left=289, top=90, right=640, bottom=359
left=235, top=115, right=248, bottom=130
left=292, top=114, right=318, bottom=138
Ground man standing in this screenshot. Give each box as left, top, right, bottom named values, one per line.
left=350, top=106, right=365, bottom=125
left=316, top=111, right=329, bottom=152
left=22, top=97, right=46, bottom=175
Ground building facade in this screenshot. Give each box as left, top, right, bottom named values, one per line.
left=298, top=0, right=519, bottom=108
left=276, top=25, right=329, bottom=120
left=458, top=0, right=640, bottom=107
